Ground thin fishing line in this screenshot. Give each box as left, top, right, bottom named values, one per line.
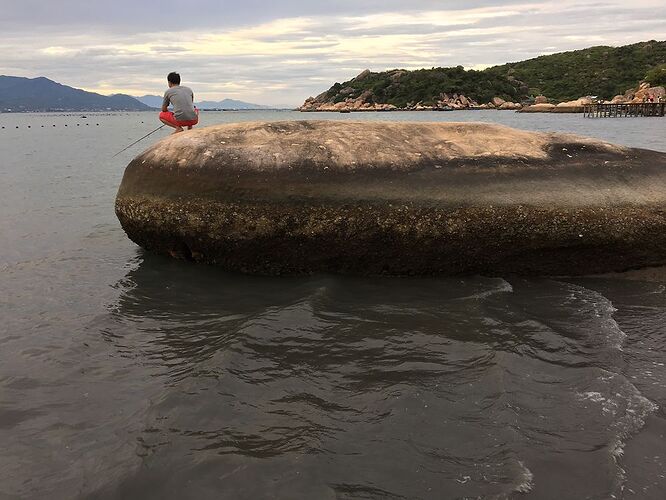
left=112, top=124, right=166, bottom=158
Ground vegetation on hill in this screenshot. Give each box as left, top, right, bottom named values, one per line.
left=320, top=66, right=526, bottom=108
left=645, top=63, right=666, bottom=86
left=304, top=40, right=666, bottom=109
left=486, top=40, right=666, bottom=101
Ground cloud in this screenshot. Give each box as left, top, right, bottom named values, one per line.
left=1, top=1, right=664, bottom=106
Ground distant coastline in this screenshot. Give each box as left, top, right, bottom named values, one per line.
left=0, top=76, right=275, bottom=113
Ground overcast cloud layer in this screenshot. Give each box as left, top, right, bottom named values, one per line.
left=1, top=0, right=664, bottom=106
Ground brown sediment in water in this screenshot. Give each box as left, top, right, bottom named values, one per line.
left=115, top=120, right=666, bottom=276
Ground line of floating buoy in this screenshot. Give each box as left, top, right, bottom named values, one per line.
left=1, top=123, right=102, bottom=129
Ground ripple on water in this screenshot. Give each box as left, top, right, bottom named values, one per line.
left=2, top=249, right=666, bottom=498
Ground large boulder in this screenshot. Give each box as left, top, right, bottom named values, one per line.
left=498, top=101, right=521, bottom=110
left=352, top=69, right=372, bottom=82
left=649, top=86, right=665, bottom=99
left=632, top=83, right=665, bottom=102
left=518, top=103, right=556, bottom=113
left=116, top=121, right=666, bottom=276
left=553, top=98, right=590, bottom=113
left=557, top=97, right=594, bottom=108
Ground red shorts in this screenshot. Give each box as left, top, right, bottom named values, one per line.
left=159, top=108, right=199, bottom=127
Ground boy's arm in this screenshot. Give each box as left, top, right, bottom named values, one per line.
left=161, top=91, right=170, bottom=112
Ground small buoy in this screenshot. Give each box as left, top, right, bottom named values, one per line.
left=86, top=123, right=89, bottom=126
left=53, top=125, right=56, bottom=127
left=77, top=124, right=80, bottom=126
left=41, top=125, right=44, bottom=128
left=16, top=126, right=19, bottom=129
left=27, top=125, right=31, bottom=128
left=96, top=123, right=99, bottom=126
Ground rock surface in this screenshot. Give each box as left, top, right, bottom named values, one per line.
left=518, top=103, right=557, bottom=113
left=116, top=120, right=666, bottom=276
left=557, top=97, right=593, bottom=107
left=498, top=101, right=522, bottom=110
left=600, top=82, right=665, bottom=104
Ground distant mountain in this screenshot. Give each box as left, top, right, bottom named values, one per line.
left=197, top=98, right=271, bottom=110
left=0, top=75, right=151, bottom=112
left=135, top=94, right=271, bottom=110
left=136, top=94, right=164, bottom=108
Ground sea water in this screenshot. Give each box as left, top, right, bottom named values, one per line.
left=1, top=110, right=666, bottom=499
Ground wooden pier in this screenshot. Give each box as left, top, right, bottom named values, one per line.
left=583, top=102, right=665, bottom=118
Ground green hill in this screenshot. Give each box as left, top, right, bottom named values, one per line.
left=486, top=40, right=666, bottom=101
left=302, top=40, right=666, bottom=109
left=320, top=66, right=526, bottom=108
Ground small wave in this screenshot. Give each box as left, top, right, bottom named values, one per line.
left=458, top=278, right=514, bottom=300
left=577, top=373, right=659, bottom=435
left=512, top=460, right=534, bottom=494
left=578, top=391, right=619, bottom=416
left=563, top=283, right=626, bottom=351
left=577, top=372, right=659, bottom=496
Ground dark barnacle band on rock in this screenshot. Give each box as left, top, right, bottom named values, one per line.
left=115, top=120, right=666, bottom=276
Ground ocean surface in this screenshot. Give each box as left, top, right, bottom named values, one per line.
left=1, top=110, right=666, bottom=499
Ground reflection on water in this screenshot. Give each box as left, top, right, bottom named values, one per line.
left=76, top=255, right=663, bottom=499
left=1, top=112, right=665, bottom=499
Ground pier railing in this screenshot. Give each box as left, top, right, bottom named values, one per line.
left=583, top=102, right=665, bottom=118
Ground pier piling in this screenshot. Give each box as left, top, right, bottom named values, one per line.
left=583, top=102, right=665, bottom=118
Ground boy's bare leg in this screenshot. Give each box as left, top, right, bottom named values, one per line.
left=160, top=117, right=184, bottom=134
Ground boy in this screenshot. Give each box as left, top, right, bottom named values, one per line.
left=159, top=72, right=199, bottom=134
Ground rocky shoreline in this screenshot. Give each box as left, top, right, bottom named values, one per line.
left=299, top=89, right=525, bottom=113
left=519, top=82, right=665, bottom=113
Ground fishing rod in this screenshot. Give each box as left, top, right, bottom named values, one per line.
left=112, top=124, right=166, bottom=158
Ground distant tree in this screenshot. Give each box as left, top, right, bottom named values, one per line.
left=645, top=64, right=666, bottom=86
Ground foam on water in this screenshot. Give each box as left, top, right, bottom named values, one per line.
left=511, top=461, right=535, bottom=494
left=459, top=278, right=514, bottom=300
left=562, top=282, right=626, bottom=351
left=567, top=280, right=660, bottom=496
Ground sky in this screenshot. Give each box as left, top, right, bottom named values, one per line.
left=1, top=1, right=664, bottom=106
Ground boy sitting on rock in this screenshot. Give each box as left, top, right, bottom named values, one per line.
left=159, top=72, right=199, bottom=134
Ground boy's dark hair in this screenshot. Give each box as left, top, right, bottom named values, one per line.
left=167, top=72, right=181, bottom=85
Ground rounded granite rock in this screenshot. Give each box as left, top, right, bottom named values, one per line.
left=115, top=120, right=666, bottom=276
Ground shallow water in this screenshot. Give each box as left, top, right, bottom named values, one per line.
left=1, top=110, right=666, bottom=499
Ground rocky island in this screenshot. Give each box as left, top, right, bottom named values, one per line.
left=298, top=40, right=666, bottom=113
left=116, top=121, right=666, bottom=276
left=298, top=68, right=526, bottom=112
